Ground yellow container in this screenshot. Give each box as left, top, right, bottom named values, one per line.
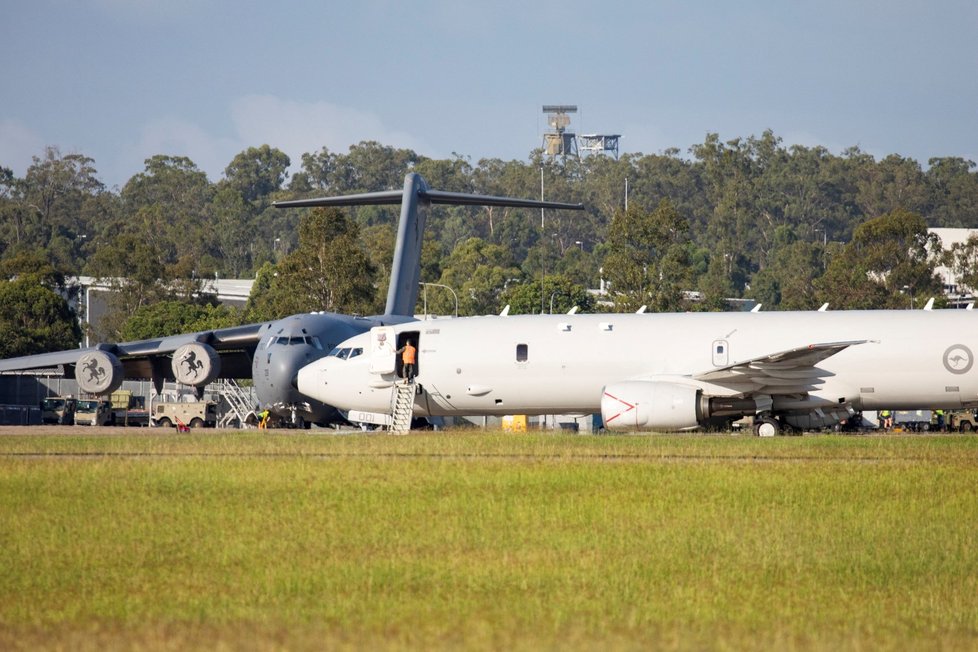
left=502, top=415, right=527, bottom=432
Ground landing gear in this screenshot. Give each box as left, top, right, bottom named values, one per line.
left=753, top=416, right=781, bottom=437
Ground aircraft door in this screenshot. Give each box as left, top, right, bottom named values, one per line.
left=395, top=331, right=420, bottom=380
left=712, top=340, right=729, bottom=367
left=369, top=327, right=397, bottom=374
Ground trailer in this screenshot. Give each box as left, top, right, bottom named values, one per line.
left=893, top=410, right=932, bottom=432
left=109, top=390, right=149, bottom=427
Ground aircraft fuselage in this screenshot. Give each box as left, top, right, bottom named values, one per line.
left=297, top=310, right=978, bottom=428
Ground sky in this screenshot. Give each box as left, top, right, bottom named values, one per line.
left=2, top=0, right=976, bottom=190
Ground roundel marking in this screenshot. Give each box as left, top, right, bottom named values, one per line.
left=943, top=344, right=974, bottom=375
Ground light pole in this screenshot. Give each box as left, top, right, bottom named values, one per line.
left=540, top=166, right=545, bottom=229
left=420, top=282, right=458, bottom=318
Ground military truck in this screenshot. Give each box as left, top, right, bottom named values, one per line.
left=109, top=390, right=149, bottom=427
left=40, top=396, right=76, bottom=425
left=948, top=409, right=978, bottom=432
left=151, top=400, right=218, bottom=429
left=74, top=399, right=113, bottom=426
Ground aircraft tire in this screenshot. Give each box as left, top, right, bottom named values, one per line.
left=754, top=417, right=780, bottom=437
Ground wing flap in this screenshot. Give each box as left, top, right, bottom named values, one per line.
left=694, top=340, right=864, bottom=395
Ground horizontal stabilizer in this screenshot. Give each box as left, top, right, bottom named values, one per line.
left=273, top=190, right=404, bottom=208
left=274, top=188, right=583, bottom=211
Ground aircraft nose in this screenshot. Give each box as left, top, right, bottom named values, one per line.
left=297, top=359, right=330, bottom=404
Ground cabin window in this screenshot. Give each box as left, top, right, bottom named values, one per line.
left=516, top=343, right=528, bottom=362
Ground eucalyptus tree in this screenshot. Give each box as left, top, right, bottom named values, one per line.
left=0, top=251, right=81, bottom=355
left=223, top=145, right=290, bottom=204
left=245, top=208, right=377, bottom=321
left=602, top=199, right=693, bottom=312
left=926, top=157, right=978, bottom=228
left=817, top=208, right=943, bottom=309
left=435, top=237, right=519, bottom=316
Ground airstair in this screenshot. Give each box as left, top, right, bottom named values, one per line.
left=388, top=380, right=416, bottom=434
left=216, top=379, right=257, bottom=428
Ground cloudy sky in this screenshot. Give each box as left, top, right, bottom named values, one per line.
left=2, top=0, right=976, bottom=189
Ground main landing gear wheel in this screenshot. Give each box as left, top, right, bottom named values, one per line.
left=753, top=417, right=780, bottom=437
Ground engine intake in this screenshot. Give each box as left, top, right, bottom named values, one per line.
left=75, top=350, right=124, bottom=396
left=172, top=342, right=221, bottom=387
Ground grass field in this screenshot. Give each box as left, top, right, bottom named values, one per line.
left=1, top=428, right=977, bottom=650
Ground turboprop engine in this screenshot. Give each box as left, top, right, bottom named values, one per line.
left=601, top=381, right=756, bottom=431
left=75, top=350, right=124, bottom=396
left=172, top=342, right=221, bottom=387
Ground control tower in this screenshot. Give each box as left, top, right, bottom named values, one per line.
left=542, top=105, right=579, bottom=159
left=580, top=134, right=621, bottom=159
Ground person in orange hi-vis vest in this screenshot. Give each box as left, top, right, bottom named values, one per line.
left=397, top=340, right=417, bottom=380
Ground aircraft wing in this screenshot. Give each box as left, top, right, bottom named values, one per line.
left=692, top=341, right=866, bottom=395
left=0, top=322, right=268, bottom=380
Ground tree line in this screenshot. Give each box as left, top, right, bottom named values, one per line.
left=2, top=131, right=978, bottom=356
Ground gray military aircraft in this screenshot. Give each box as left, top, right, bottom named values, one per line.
left=297, top=308, right=978, bottom=434
left=0, top=173, right=583, bottom=427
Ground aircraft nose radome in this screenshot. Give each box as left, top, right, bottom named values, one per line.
left=296, top=361, right=329, bottom=403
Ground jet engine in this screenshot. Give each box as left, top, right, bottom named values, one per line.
left=601, top=381, right=756, bottom=431
left=75, top=350, right=124, bottom=396
left=172, top=342, right=221, bottom=387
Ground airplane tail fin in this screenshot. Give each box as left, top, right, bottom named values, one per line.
left=275, top=172, right=584, bottom=317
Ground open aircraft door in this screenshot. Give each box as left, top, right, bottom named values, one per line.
left=369, top=327, right=397, bottom=375
left=395, top=330, right=420, bottom=379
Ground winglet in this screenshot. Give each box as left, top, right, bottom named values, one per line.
left=818, top=303, right=829, bottom=312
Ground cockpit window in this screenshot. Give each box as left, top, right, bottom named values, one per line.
left=271, top=336, right=320, bottom=346
left=326, top=346, right=363, bottom=360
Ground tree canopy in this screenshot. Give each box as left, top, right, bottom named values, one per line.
left=3, top=133, right=977, bottom=347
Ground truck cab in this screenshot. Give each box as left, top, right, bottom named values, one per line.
left=40, top=397, right=77, bottom=425
left=948, top=409, right=978, bottom=432
left=74, top=399, right=113, bottom=426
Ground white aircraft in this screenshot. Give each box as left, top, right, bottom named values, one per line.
left=295, top=309, right=978, bottom=435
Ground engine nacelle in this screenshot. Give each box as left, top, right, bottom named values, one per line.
left=172, top=342, right=221, bottom=387
left=601, top=381, right=760, bottom=431
left=75, top=350, right=124, bottom=396
left=602, top=381, right=704, bottom=431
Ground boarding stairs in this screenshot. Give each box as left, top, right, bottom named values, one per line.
left=216, top=379, right=257, bottom=428
left=388, top=380, right=416, bottom=434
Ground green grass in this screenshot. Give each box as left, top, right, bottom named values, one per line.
left=1, top=430, right=977, bottom=650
